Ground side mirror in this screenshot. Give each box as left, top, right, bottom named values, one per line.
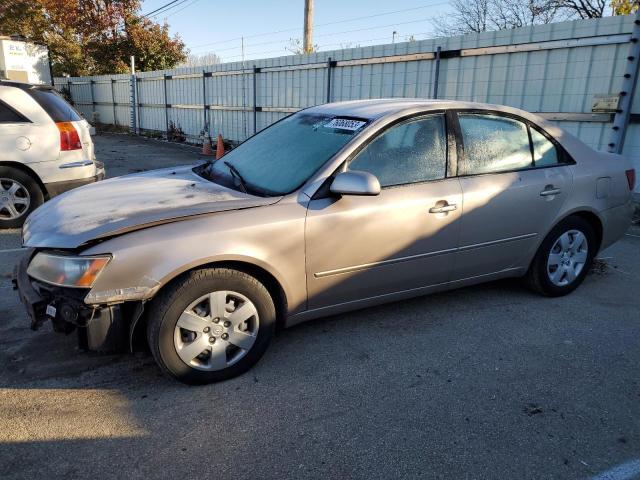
left=330, top=170, right=381, bottom=196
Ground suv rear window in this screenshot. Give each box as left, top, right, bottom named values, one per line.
left=27, top=88, right=82, bottom=122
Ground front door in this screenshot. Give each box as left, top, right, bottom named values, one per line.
left=305, top=113, right=462, bottom=310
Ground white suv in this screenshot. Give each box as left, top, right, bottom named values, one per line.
left=0, top=81, right=104, bottom=228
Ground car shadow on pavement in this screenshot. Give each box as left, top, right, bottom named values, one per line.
left=2, top=260, right=640, bottom=480
left=1, top=147, right=638, bottom=478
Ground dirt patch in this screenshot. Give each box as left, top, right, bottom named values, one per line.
left=590, top=258, right=609, bottom=275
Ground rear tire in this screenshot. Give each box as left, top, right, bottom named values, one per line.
left=147, top=268, right=276, bottom=385
left=524, top=216, right=596, bottom=297
left=0, top=166, right=44, bottom=229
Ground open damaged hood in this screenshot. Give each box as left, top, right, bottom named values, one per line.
left=23, top=165, right=281, bottom=249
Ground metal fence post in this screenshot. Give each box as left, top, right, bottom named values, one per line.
left=163, top=73, right=170, bottom=139
left=326, top=57, right=335, bottom=103
left=89, top=79, right=96, bottom=121
left=253, top=66, right=260, bottom=135
left=433, top=46, right=442, bottom=99
left=130, top=76, right=137, bottom=134
left=135, top=76, right=141, bottom=134
left=110, top=79, right=117, bottom=126
left=608, top=13, right=640, bottom=155
left=129, top=56, right=137, bottom=134
left=202, top=69, right=208, bottom=134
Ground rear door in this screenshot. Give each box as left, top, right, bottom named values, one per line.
left=0, top=87, right=56, bottom=164
left=305, top=113, right=462, bottom=309
left=452, top=112, right=573, bottom=280
left=0, top=98, right=33, bottom=163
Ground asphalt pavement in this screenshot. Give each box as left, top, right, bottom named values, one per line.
left=0, top=134, right=639, bottom=480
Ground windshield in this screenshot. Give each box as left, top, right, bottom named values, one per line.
left=206, top=113, right=367, bottom=196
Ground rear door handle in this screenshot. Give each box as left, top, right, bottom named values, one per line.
left=429, top=203, right=457, bottom=214
left=540, top=188, right=561, bottom=197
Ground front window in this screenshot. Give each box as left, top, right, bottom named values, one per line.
left=348, top=114, right=447, bottom=187
left=205, top=113, right=367, bottom=196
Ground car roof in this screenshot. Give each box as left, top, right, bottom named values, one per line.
left=305, top=98, right=597, bottom=166
left=0, top=80, right=55, bottom=90
left=307, top=98, right=536, bottom=121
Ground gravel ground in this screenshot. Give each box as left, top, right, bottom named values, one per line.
left=0, top=134, right=639, bottom=480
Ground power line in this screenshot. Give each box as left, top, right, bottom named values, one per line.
left=200, top=20, right=427, bottom=55
left=315, top=17, right=434, bottom=39
left=165, top=0, right=202, bottom=18
left=192, top=14, right=443, bottom=54
left=141, top=0, right=182, bottom=17
left=189, top=1, right=450, bottom=50
left=220, top=30, right=435, bottom=60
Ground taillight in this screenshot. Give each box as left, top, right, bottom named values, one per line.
left=56, top=121, right=82, bottom=151
left=625, top=169, right=636, bottom=191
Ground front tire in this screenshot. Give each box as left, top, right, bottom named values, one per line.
left=0, top=167, right=44, bottom=229
left=147, top=268, right=276, bottom=385
left=524, top=216, right=596, bottom=297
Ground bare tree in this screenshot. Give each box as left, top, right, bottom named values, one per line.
left=178, top=52, right=221, bottom=68
left=433, top=0, right=571, bottom=36
left=285, top=37, right=318, bottom=55
left=432, top=0, right=490, bottom=35
left=492, top=0, right=564, bottom=29
left=550, top=0, right=608, bottom=18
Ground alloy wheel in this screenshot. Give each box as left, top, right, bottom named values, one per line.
left=0, top=178, right=30, bottom=221
left=173, top=290, right=259, bottom=371
left=546, top=229, right=588, bottom=287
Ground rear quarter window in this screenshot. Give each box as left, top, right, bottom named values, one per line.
left=27, top=88, right=82, bottom=122
left=0, top=101, right=30, bottom=123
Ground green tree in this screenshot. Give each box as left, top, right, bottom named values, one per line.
left=0, top=0, right=187, bottom=76
left=611, top=0, right=639, bottom=14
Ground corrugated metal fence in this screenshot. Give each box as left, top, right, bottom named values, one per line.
left=55, top=15, right=640, bottom=181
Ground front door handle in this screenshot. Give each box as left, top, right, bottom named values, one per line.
left=429, top=203, right=457, bottom=214
left=540, top=187, right=562, bottom=197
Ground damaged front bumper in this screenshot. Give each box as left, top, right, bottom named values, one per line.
left=13, top=251, right=134, bottom=352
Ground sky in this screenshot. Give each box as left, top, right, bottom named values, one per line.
left=139, top=0, right=454, bottom=62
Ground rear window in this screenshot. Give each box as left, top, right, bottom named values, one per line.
left=27, top=88, right=82, bottom=122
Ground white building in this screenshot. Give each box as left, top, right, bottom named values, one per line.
left=0, top=37, right=52, bottom=85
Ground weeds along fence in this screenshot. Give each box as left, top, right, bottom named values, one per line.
left=55, top=15, right=640, bottom=181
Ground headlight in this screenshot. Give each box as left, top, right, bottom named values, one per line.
left=27, top=253, right=111, bottom=288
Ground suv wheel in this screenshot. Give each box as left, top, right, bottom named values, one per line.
left=0, top=167, right=44, bottom=229
left=525, top=216, right=596, bottom=296
left=147, top=268, right=276, bottom=385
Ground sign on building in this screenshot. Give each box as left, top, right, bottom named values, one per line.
left=591, top=94, right=620, bottom=113
left=0, top=38, right=52, bottom=85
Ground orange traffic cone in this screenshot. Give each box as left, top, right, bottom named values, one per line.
left=201, top=135, right=214, bottom=156
left=215, top=134, right=225, bottom=159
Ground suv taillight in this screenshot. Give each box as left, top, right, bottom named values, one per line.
left=626, top=169, right=636, bottom=191
left=56, top=122, right=82, bottom=151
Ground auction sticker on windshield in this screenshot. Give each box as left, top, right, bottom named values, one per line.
left=325, top=118, right=366, bottom=131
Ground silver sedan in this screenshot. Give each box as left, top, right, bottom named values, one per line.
left=15, top=99, right=636, bottom=384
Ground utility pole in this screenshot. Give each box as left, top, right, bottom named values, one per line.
left=303, top=0, right=314, bottom=54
